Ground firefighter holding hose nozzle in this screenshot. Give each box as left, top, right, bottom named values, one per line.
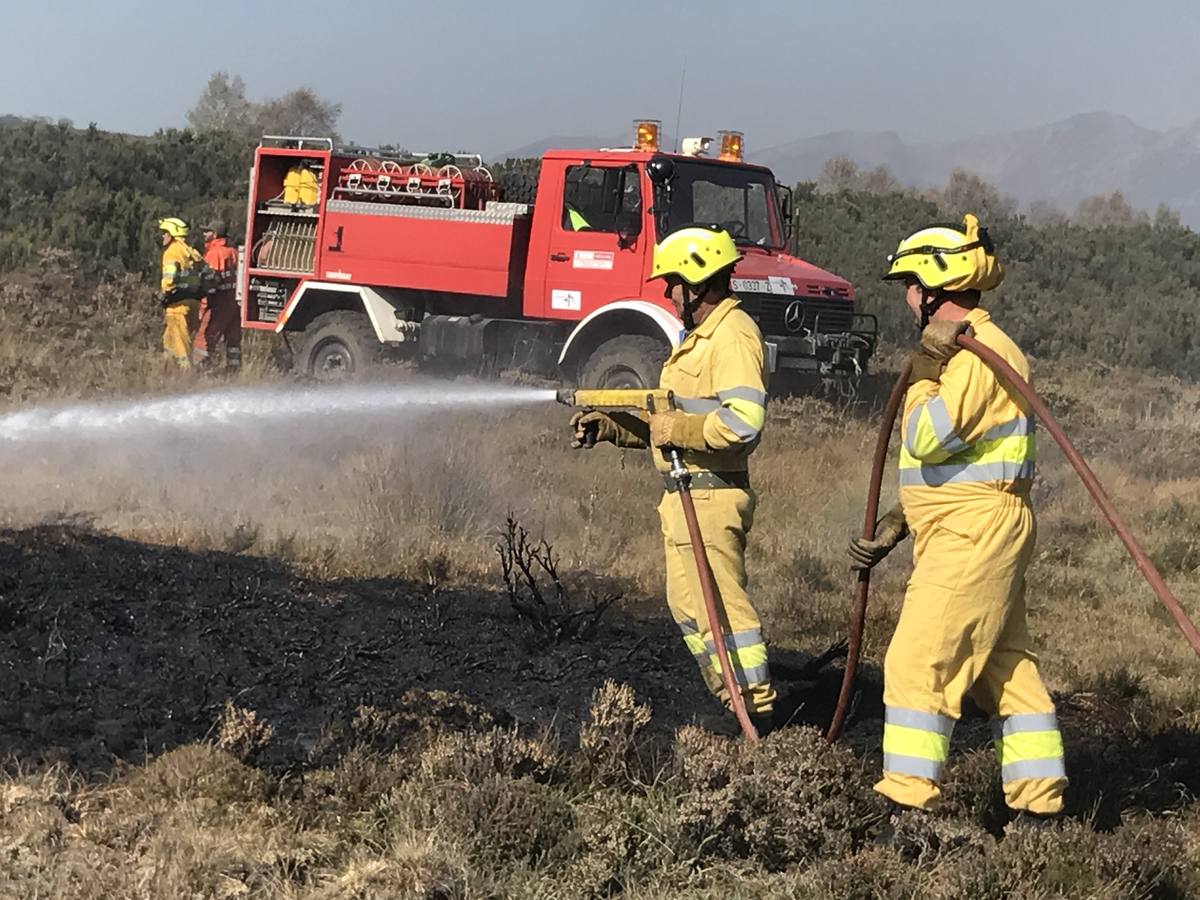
left=569, top=225, right=781, bottom=736
left=848, top=214, right=1068, bottom=822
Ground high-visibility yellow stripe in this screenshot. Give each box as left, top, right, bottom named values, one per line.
left=994, top=730, right=1064, bottom=766
left=882, top=723, right=951, bottom=762
left=724, top=397, right=765, bottom=431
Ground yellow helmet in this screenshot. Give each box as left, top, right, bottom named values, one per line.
left=649, top=225, right=742, bottom=285
left=158, top=217, right=189, bottom=239
left=883, top=213, right=1003, bottom=292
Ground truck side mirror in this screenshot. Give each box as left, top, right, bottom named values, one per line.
left=777, top=184, right=794, bottom=241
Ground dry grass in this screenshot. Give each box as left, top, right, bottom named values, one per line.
left=0, top=272, right=1196, bottom=896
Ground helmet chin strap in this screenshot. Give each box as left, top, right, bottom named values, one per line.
left=681, top=283, right=706, bottom=332
left=918, top=288, right=946, bottom=331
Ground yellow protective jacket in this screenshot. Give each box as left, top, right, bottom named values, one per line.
left=161, top=239, right=204, bottom=299
left=655, top=296, right=769, bottom=475
left=898, top=307, right=1035, bottom=532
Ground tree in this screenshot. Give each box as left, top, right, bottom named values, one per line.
left=817, top=156, right=899, bottom=196
left=1074, top=191, right=1148, bottom=228
left=930, top=168, right=1016, bottom=222
left=1153, top=203, right=1181, bottom=229
left=255, top=88, right=342, bottom=140
left=1026, top=198, right=1068, bottom=227
left=187, top=72, right=256, bottom=138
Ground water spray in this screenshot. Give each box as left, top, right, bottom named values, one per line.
left=0, top=382, right=558, bottom=445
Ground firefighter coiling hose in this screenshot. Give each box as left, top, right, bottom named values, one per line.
left=831, top=214, right=1200, bottom=819
left=565, top=225, right=776, bottom=742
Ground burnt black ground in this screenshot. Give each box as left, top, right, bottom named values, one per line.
left=0, top=523, right=859, bottom=774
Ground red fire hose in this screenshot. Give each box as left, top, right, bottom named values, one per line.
left=651, top=393, right=759, bottom=743
left=826, top=336, right=1200, bottom=743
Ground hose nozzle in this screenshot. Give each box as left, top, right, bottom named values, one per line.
left=555, top=388, right=576, bottom=406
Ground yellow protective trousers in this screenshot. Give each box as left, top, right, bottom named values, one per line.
left=163, top=300, right=199, bottom=366
left=877, top=493, right=1067, bottom=814
left=658, top=486, right=775, bottom=715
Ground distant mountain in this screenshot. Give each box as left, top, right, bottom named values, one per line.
left=757, top=112, right=1200, bottom=228
left=499, top=113, right=1200, bottom=228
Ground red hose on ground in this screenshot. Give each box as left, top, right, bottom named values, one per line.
left=827, top=339, right=1200, bottom=743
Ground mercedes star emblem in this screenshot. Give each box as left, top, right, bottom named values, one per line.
left=783, top=299, right=806, bottom=333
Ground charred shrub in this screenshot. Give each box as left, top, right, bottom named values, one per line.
left=576, top=681, right=653, bottom=788
left=943, top=818, right=1189, bottom=899
left=418, top=727, right=563, bottom=785
left=674, top=725, right=887, bottom=871
left=312, top=690, right=498, bottom=763
left=560, top=789, right=693, bottom=899
left=386, top=775, right=575, bottom=868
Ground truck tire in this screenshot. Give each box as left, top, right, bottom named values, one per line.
left=579, top=335, right=669, bottom=390
left=294, top=311, right=383, bottom=380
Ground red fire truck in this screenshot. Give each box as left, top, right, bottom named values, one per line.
left=240, top=123, right=876, bottom=388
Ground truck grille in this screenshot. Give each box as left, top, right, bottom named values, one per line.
left=739, top=293, right=855, bottom=336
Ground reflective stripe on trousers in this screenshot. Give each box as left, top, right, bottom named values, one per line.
left=675, top=618, right=770, bottom=687
left=992, top=712, right=1066, bottom=783
left=882, top=706, right=955, bottom=781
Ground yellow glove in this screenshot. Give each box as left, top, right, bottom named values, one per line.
left=920, top=320, right=974, bottom=363
left=649, top=410, right=708, bottom=451
left=847, top=505, right=909, bottom=571
left=569, top=411, right=619, bottom=449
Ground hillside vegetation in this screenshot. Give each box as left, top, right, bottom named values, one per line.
left=4, top=116, right=1199, bottom=378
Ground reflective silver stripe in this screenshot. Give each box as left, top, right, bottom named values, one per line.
left=1001, top=758, right=1067, bottom=782
left=991, top=712, right=1060, bottom=740
left=717, top=406, right=759, bottom=440
left=675, top=396, right=721, bottom=414
left=883, top=753, right=944, bottom=780
left=675, top=619, right=699, bottom=635
left=716, top=386, right=767, bottom=406
left=982, top=416, right=1035, bottom=440
left=926, top=396, right=969, bottom=455
left=723, top=662, right=771, bottom=685
left=899, top=459, right=1035, bottom=487
left=886, top=706, right=956, bottom=738
left=704, top=629, right=766, bottom=652
left=903, top=406, right=922, bottom=457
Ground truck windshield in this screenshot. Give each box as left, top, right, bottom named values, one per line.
left=659, top=161, right=782, bottom=249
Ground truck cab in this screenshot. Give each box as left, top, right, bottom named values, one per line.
left=534, top=146, right=875, bottom=388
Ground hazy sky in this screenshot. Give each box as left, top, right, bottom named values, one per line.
left=3, top=0, right=1198, bottom=154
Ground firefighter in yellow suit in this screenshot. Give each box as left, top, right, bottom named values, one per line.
left=848, top=214, right=1068, bottom=820
left=569, top=225, right=777, bottom=733
left=158, top=217, right=204, bottom=367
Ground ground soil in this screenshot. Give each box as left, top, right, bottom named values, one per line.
left=0, top=522, right=862, bottom=775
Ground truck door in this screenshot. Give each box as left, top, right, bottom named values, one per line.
left=537, top=163, right=648, bottom=320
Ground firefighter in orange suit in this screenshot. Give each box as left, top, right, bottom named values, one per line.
left=192, top=221, right=242, bottom=370
left=158, top=218, right=203, bottom=367
left=848, top=214, right=1068, bottom=820
left=569, top=225, right=778, bottom=734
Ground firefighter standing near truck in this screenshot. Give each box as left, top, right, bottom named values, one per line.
left=570, top=225, right=780, bottom=734
left=192, top=221, right=242, bottom=371
left=847, top=214, right=1068, bottom=821
left=158, top=217, right=204, bottom=368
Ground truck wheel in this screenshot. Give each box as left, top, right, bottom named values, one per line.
left=579, top=335, right=669, bottom=389
left=294, top=311, right=383, bottom=380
